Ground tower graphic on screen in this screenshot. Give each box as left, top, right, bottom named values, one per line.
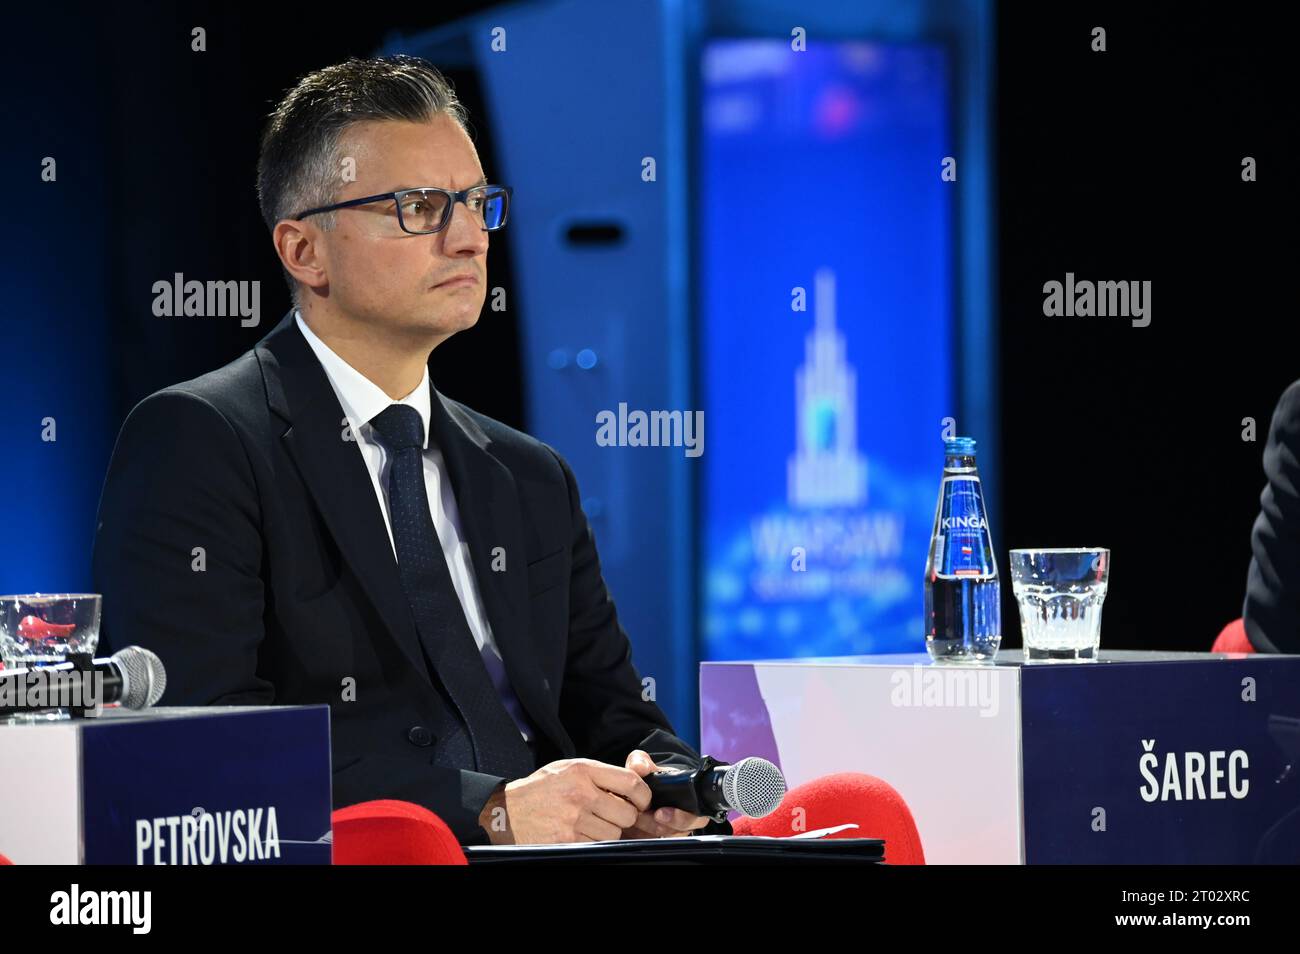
left=787, top=268, right=868, bottom=508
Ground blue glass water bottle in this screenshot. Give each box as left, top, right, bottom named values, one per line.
left=924, top=437, right=1002, bottom=661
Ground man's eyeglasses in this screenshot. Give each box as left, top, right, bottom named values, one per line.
left=293, top=185, right=512, bottom=235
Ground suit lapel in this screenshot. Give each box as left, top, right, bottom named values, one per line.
left=254, top=310, right=569, bottom=754
left=427, top=386, right=570, bottom=753
left=255, top=311, right=431, bottom=689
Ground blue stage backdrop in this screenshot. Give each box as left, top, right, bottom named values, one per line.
left=2, top=26, right=115, bottom=597
left=699, top=38, right=955, bottom=660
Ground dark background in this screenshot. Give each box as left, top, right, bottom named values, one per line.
left=3, top=0, right=1291, bottom=651
left=993, top=3, right=1290, bottom=648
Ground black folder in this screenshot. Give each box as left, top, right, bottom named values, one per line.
left=464, top=834, right=885, bottom=865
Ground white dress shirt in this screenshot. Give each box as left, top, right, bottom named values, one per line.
left=295, top=310, right=534, bottom=744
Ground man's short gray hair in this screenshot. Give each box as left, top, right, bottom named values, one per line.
left=256, top=54, right=472, bottom=307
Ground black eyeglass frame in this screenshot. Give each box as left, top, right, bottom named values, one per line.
left=293, top=185, right=513, bottom=234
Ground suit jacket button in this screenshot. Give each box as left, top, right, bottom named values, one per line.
left=407, top=726, right=435, bottom=747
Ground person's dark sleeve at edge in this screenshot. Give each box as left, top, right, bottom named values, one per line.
left=1244, top=379, right=1300, bottom=654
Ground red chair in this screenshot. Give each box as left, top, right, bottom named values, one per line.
left=0, top=852, right=12, bottom=865
left=732, top=771, right=925, bottom=864
left=331, top=799, right=467, bottom=865
left=1212, top=618, right=1256, bottom=654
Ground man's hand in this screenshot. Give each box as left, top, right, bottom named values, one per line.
left=477, top=758, right=652, bottom=845
left=619, top=750, right=713, bottom=839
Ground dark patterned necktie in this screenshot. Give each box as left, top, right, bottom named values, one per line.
left=369, top=403, right=536, bottom=781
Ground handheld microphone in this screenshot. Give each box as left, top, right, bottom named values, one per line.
left=0, top=646, right=167, bottom=714
left=646, top=756, right=786, bottom=823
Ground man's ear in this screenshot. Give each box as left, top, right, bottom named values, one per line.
left=274, top=219, right=328, bottom=296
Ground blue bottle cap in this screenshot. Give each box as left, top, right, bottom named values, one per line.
left=944, top=437, right=977, bottom=456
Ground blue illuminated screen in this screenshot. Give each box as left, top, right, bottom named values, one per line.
left=700, top=38, right=954, bottom=660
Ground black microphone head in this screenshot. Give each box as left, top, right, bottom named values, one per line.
left=112, top=646, right=166, bottom=709
left=722, top=757, right=786, bottom=818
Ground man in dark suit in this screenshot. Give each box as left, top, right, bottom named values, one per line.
left=1244, top=379, right=1300, bottom=654
left=92, top=54, right=729, bottom=845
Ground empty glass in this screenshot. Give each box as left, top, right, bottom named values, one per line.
left=1009, top=549, right=1109, bottom=661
